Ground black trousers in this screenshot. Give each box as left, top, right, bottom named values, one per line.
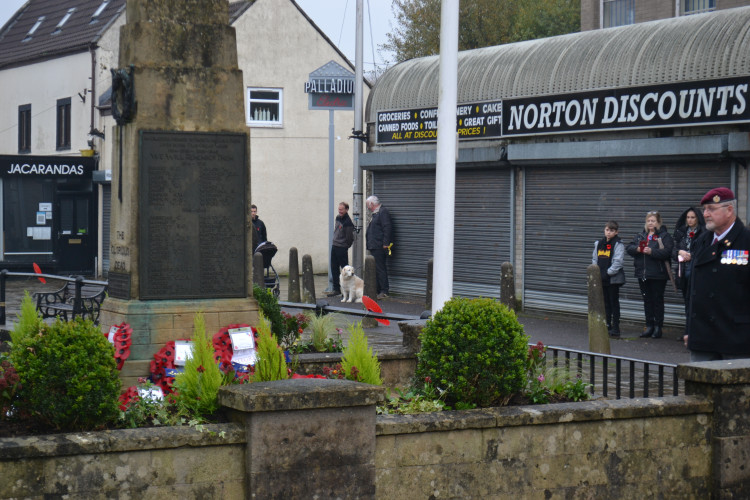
left=330, top=246, right=349, bottom=291
left=638, top=278, right=666, bottom=327
left=369, top=248, right=389, bottom=294
left=602, top=284, right=622, bottom=328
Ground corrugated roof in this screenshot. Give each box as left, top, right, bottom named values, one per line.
left=0, top=0, right=126, bottom=69
left=366, top=6, right=750, bottom=121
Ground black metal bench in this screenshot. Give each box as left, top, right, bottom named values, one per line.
left=34, top=277, right=107, bottom=324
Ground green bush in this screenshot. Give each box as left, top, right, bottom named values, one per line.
left=11, top=318, right=121, bottom=431
left=174, top=312, right=225, bottom=416
left=341, top=322, right=382, bottom=385
left=10, top=290, right=44, bottom=346
left=253, top=284, right=285, bottom=341
left=416, top=297, right=529, bottom=408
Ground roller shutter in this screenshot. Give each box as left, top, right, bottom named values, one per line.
left=523, top=162, right=732, bottom=326
left=372, top=167, right=511, bottom=297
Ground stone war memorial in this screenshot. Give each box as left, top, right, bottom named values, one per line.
left=99, top=0, right=258, bottom=386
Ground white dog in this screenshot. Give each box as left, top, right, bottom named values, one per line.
left=340, top=265, right=364, bottom=303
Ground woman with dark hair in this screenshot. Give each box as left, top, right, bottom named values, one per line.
left=626, top=211, right=674, bottom=339
left=672, top=207, right=706, bottom=317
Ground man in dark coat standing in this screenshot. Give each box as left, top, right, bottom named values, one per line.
left=685, top=187, right=750, bottom=361
left=327, top=202, right=355, bottom=296
left=366, top=195, right=393, bottom=299
left=251, top=204, right=267, bottom=252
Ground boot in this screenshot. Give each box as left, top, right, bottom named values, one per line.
left=640, top=326, right=654, bottom=338
left=651, top=326, right=662, bottom=339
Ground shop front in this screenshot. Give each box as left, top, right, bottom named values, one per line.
left=361, top=7, right=750, bottom=326
left=0, top=155, right=97, bottom=275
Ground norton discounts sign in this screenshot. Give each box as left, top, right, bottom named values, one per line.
left=375, top=76, right=750, bottom=144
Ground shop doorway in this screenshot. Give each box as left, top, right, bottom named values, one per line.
left=56, top=193, right=94, bottom=273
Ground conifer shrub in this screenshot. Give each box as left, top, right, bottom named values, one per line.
left=254, top=313, right=288, bottom=382
left=11, top=318, right=121, bottom=431
left=174, top=313, right=224, bottom=416
left=416, top=297, right=529, bottom=408
left=341, top=322, right=382, bottom=385
left=253, top=284, right=285, bottom=341
left=10, top=290, right=44, bottom=346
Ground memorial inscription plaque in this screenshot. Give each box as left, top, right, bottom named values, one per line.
left=139, top=131, right=246, bottom=299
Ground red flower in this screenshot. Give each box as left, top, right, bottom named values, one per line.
left=197, top=365, right=205, bottom=373
left=689, top=231, right=695, bottom=238
left=425, top=376, right=432, bottom=384
left=606, top=244, right=611, bottom=250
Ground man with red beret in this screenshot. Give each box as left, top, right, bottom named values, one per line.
left=684, top=187, right=750, bottom=361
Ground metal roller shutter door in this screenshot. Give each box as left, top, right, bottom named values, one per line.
left=373, top=167, right=511, bottom=297
left=523, top=162, right=732, bottom=326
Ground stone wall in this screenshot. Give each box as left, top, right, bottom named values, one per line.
left=2, top=360, right=749, bottom=498
left=0, top=424, right=245, bottom=499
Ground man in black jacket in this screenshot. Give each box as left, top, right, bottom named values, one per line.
left=328, top=202, right=355, bottom=296
left=251, top=204, right=267, bottom=252
left=685, top=187, right=750, bottom=361
left=366, top=195, right=393, bottom=299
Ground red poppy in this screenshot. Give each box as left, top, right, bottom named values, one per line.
left=689, top=231, right=695, bottom=238
left=606, top=244, right=611, bottom=250
left=32, top=263, right=46, bottom=284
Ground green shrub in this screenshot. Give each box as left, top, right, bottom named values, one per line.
left=11, top=318, right=121, bottom=431
left=416, top=297, right=529, bottom=408
left=174, top=313, right=224, bottom=416
left=341, top=322, right=382, bottom=385
left=10, top=290, right=44, bottom=346
left=254, top=313, right=288, bottom=382
left=253, top=284, right=285, bottom=341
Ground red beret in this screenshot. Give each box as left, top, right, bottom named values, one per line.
left=701, top=187, right=735, bottom=205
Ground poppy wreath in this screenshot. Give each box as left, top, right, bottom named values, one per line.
left=118, top=385, right=139, bottom=411
left=212, top=324, right=256, bottom=377
left=105, top=322, right=133, bottom=370
left=149, top=340, right=187, bottom=394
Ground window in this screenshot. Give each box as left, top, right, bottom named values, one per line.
left=91, top=1, right=109, bottom=23
left=602, top=0, right=634, bottom=28
left=52, top=8, right=76, bottom=34
left=22, top=16, right=45, bottom=42
left=246, top=88, right=283, bottom=127
left=683, top=0, right=715, bottom=14
left=18, top=104, right=31, bottom=153
left=56, top=97, right=71, bottom=150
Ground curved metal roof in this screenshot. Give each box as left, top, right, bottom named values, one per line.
left=366, top=7, right=750, bottom=122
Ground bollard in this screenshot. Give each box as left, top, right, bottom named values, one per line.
left=500, top=262, right=516, bottom=311
left=362, top=255, right=377, bottom=328
left=301, top=254, right=316, bottom=304
left=425, top=258, right=433, bottom=311
left=252, top=252, right=265, bottom=290
left=0, top=269, right=6, bottom=325
left=288, top=247, right=301, bottom=302
left=587, top=264, right=611, bottom=354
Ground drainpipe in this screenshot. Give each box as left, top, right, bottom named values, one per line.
left=89, top=44, right=96, bottom=140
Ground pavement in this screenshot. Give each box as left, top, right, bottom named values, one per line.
left=1, top=274, right=691, bottom=365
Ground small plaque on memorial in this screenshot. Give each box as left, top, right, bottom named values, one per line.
left=108, top=272, right=131, bottom=300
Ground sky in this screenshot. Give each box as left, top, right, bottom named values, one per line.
left=0, top=0, right=396, bottom=73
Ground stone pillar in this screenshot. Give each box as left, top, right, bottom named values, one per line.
left=301, top=254, right=316, bottom=304
left=500, top=261, right=516, bottom=311
left=587, top=264, right=610, bottom=354
left=678, top=360, right=750, bottom=497
left=287, top=247, right=301, bottom=302
left=100, top=0, right=258, bottom=386
left=218, top=379, right=384, bottom=499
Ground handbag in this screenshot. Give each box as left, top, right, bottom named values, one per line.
left=657, top=238, right=678, bottom=293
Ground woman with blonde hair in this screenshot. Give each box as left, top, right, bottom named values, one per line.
left=626, top=211, right=674, bottom=338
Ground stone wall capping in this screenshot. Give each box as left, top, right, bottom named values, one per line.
left=218, top=378, right=385, bottom=413
left=0, top=422, right=244, bottom=460
left=678, top=359, right=750, bottom=385
left=376, top=395, right=712, bottom=435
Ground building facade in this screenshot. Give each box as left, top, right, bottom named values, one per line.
left=581, top=0, right=750, bottom=30
left=0, top=0, right=366, bottom=276
left=362, top=7, right=750, bottom=326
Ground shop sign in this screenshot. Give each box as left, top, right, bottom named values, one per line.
left=503, top=76, right=749, bottom=137
left=376, top=101, right=502, bottom=144
left=306, top=61, right=355, bottom=111
left=0, top=155, right=96, bottom=178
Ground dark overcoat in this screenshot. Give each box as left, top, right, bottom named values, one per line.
left=686, top=217, right=750, bottom=355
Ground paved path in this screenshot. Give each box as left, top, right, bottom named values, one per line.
left=1, top=274, right=691, bottom=365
